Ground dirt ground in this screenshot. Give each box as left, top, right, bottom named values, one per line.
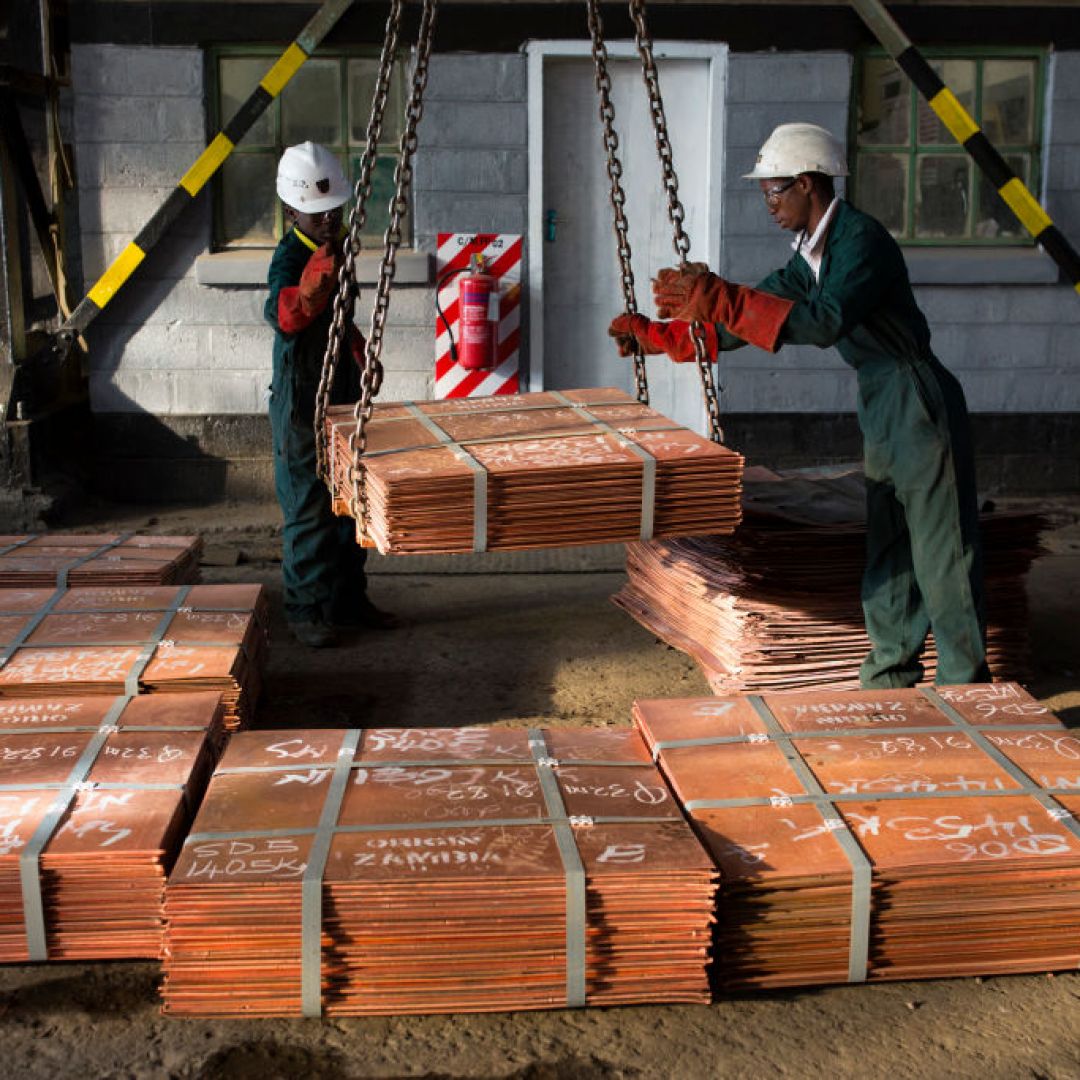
left=1, top=496, right=1078, bottom=1080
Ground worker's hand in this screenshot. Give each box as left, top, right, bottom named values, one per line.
left=609, top=314, right=719, bottom=363
left=608, top=314, right=665, bottom=357
left=652, top=262, right=712, bottom=320
left=298, top=242, right=341, bottom=317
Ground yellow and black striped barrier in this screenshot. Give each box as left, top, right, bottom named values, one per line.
left=59, top=0, right=358, bottom=340
left=850, top=0, right=1080, bottom=294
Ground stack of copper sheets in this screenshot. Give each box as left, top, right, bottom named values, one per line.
left=633, top=682, right=1080, bottom=989
left=0, top=534, right=201, bottom=587
left=0, top=584, right=268, bottom=731
left=324, top=388, right=743, bottom=554
left=0, top=690, right=226, bottom=962
left=163, top=725, right=716, bottom=1017
left=615, top=466, right=1044, bottom=692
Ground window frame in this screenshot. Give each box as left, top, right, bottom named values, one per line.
left=207, top=44, right=410, bottom=251
left=850, top=46, right=1048, bottom=247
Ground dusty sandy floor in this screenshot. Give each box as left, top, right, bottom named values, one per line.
left=0, top=498, right=1077, bottom=1079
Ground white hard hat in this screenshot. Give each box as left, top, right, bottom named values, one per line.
left=743, top=123, right=848, bottom=180
left=276, top=141, right=350, bottom=213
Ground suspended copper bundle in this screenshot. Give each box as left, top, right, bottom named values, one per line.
left=0, top=534, right=202, bottom=587
left=163, top=725, right=717, bottom=1017
left=0, top=691, right=227, bottom=963
left=0, top=585, right=269, bottom=731
left=633, top=682, right=1080, bottom=989
left=324, top=389, right=743, bottom=555
left=614, top=466, right=1045, bottom=692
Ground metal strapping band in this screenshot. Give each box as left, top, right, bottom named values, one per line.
left=746, top=695, right=872, bottom=983
left=0, top=724, right=207, bottom=735
left=0, top=537, right=37, bottom=558
left=17, top=691, right=135, bottom=960
left=356, top=423, right=681, bottom=460
left=683, top=787, right=1076, bottom=810
left=648, top=721, right=1067, bottom=758
left=121, top=586, right=193, bottom=696
left=402, top=402, right=488, bottom=554
left=186, top=813, right=683, bottom=844
left=301, top=729, right=361, bottom=1018
left=920, top=688, right=1080, bottom=842
left=528, top=728, right=587, bottom=1008
left=216, top=754, right=650, bottom=775
left=551, top=391, right=656, bottom=540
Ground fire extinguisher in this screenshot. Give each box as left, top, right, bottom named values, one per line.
left=436, top=253, right=499, bottom=370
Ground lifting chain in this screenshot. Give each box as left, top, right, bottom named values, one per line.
left=585, top=0, right=648, bottom=406
left=315, top=0, right=405, bottom=482
left=628, top=0, right=724, bottom=444
left=349, top=0, right=439, bottom=538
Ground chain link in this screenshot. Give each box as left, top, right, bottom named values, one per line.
left=585, top=0, right=648, bottom=406
left=315, top=0, right=405, bottom=482
left=628, top=0, right=724, bottom=443
left=349, top=0, right=438, bottom=538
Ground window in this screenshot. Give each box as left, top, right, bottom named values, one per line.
left=852, top=49, right=1046, bottom=245
left=211, top=49, right=408, bottom=249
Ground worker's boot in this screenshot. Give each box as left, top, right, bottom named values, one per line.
left=329, top=595, right=398, bottom=631
left=288, top=619, right=339, bottom=648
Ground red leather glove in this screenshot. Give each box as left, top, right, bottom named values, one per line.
left=653, top=267, right=794, bottom=353
left=298, top=243, right=340, bottom=317
left=608, top=314, right=719, bottom=363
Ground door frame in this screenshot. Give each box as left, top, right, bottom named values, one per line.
left=525, top=39, right=728, bottom=391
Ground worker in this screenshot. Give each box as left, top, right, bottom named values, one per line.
left=266, top=141, right=395, bottom=647
left=609, top=122, right=989, bottom=689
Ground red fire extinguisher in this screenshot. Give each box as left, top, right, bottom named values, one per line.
left=436, top=253, right=498, bottom=370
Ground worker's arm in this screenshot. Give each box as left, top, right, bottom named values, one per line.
left=265, top=242, right=340, bottom=336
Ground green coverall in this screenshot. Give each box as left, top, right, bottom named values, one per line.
left=264, top=227, right=367, bottom=625
left=718, top=200, right=989, bottom=688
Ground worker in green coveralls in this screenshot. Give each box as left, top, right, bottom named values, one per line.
left=609, top=123, right=989, bottom=689
left=266, top=141, right=395, bottom=648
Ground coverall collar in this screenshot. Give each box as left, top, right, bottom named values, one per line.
left=791, top=195, right=841, bottom=281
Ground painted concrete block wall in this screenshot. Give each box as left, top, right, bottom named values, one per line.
left=71, top=47, right=527, bottom=416
left=719, top=52, right=854, bottom=414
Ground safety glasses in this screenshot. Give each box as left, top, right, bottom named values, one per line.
left=762, top=178, right=799, bottom=206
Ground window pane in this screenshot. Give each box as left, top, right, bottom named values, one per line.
left=351, top=154, right=409, bottom=243
left=983, top=60, right=1036, bottom=144
left=916, top=60, right=975, bottom=145
left=219, top=57, right=274, bottom=145
left=348, top=58, right=404, bottom=144
left=975, top=154, right=1030, bottom=239
left=855, top=153, right=908, bottom=235
left=220, top=153, right=277, bottom=245
left=281, top=59, right=341, bottom=146
left=859, top=58, right=909, bottom=146
left=915, top=156, right=971, bottom=238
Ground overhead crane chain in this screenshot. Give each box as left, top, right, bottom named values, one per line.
left=348, top=0, right=439, bottom=538
left=628, top=0, right=724, bottom=444
left=315, top=0, right=405, bottom=482
left=585, top=0, right=649, bottom=407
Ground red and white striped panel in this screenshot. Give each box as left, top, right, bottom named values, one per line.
left=435, top=232, right=522, bottom=399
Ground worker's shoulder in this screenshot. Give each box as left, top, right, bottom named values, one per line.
left=267, top=229, right=307, bottom=282
left=834, top=201, right=898, bottom=251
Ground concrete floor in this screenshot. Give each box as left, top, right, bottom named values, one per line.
left=0, top=496, right=1078, bottom=1079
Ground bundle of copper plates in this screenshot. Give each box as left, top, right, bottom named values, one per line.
left=163, top=725, right=717, bottom=1017
left=633, top=682, right=1080, bottom=989
left=0, top=584, right=268, bottom=731
left=324, top=388, right=743, bottom=554
left=0, top=690, right=226, bottom=962
left=614, top=466, right=1044, bottom=692
left=0, top=534, right=202, bottom=587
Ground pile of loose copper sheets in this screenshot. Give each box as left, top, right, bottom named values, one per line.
left=633, top=682, right=1080, bottom=989
left=0, top=584, right=268, bottom=731
left=162, top=725, right=717, bottom=1017
left=615, top=466, right=1044, bottom=692
left=324, top=388, right=743, bottom=554
left=0, top=690, right=226, bottom=962
left=0, top=534, right=202, bottom=587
